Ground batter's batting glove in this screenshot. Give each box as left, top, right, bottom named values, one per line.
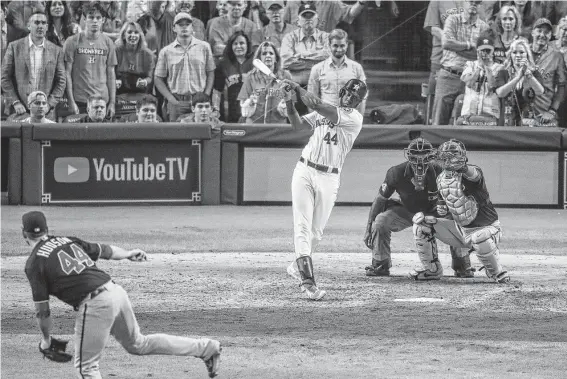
left=39, top=337, right=73, bottom=363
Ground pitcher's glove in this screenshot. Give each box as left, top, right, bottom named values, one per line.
left=39, top=337, right=73, bottom=363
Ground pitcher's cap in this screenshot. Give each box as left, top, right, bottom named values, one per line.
left=22, top=211, right=48, bottom=234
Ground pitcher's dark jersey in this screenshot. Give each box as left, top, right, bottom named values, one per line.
left=24, top=236, right=112, bottom=308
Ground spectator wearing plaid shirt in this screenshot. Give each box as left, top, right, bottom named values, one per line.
left=1, top=11, right=66, bottom=117
left=154, top=12, right=215, bottom=122
left=432, top=0, right=489, bottom=125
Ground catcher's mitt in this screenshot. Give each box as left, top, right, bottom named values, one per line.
left=39, top=337, right=73, bottom=363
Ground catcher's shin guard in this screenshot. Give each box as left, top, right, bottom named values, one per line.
left=450, top=247, right=474, bottom=278
left=471, top=229, right=509, bottom=283
left=296, top=256, right=326, bottom=300
left=411, top=213, right=443, bottom=280
left=365, top=258, right=391, bottom=276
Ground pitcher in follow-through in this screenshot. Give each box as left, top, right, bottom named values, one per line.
left=282, top=78, right=368, bottom=300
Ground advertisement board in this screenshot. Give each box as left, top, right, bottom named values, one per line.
left=41, top=140, right=201, bottom=204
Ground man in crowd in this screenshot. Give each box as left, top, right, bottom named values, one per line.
left=308, top=28, right=366, bottom=115
left=1, top=11, right=65, bottom=118
left=135, top=94, right=160, bottom=123
left=5, top=0, right=45, bottom=30
left=63, top=2, right=117, bottom=117
left=252, top=1, right=296, bottom=50
left=364, top=137, right=473, bottom=279
left=64, top=96, right=111, bottom=123
left=175, top=1, right=206, bottom=40
left=208, top=0, right=257, bottom=62
left=154, top=12, right=215, bottom=121
left=178, top=92, right=222, bottom=129
left=432, top=0, right=488, bottom=126
left=529, top=17, right=566, bottom=126
left=280, top=3, right=330, bottom=114
left=283, top=0, right=367, bottom=33
left=16, top=91, right=55, bottom=123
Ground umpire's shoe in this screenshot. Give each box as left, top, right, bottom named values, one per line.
left=202, top=340, right=222, bottom=378
left=365, top=258, right=391, bottom=276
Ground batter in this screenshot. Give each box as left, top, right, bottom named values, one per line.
left=282, top=78, right=367, bottom=300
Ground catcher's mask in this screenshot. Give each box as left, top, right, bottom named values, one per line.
left=404, top=137, right=436, bottom=190
left=437, top=139, right=468, bottom=176
left=339, top=79, right=367, bottom=108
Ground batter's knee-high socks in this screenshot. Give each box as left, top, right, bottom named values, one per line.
left=296, top=256, right=316, bottom=286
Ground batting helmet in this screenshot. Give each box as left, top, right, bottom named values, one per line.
left=438, top=139, right=468, bottom=172
left=339, top=79, right=368, bottom=108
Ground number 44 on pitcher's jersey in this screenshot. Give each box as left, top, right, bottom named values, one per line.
left=300, top=107, right=363, bottom=170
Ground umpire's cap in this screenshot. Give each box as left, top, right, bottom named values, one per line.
left=22, top=211, right=48, bottom=235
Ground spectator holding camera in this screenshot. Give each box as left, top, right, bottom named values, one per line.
left=63, top=2, right=117, bottom=117
left=457, top=33, right=504, bottom=125
left=432, top=0, right=489, bottom=126
left=213, top=30, right=254, bottom=122
left=2, top=10, right=66, bottom=118
left=495, top=37, right=544, bottom=126
left=154, top=12, right=215, bottom=121
left=238, top=40, right=291, bottom=123
left=115, top=21, right=155, bottom=96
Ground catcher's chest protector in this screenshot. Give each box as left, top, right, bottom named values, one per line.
left=437, top=172, right=478, bottom=226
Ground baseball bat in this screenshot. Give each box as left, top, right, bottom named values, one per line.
left=253, top=59, right=292, bottom=91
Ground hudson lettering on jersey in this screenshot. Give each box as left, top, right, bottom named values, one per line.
left=93, top=157, right=190, bottom=182
left=37, top=237, right=74, bottom=258
left=77, top=47, right=107, bottom=55
left=315, top=118, right=336, bottom=128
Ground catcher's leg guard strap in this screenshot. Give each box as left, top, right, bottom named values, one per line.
left=451, top=246, right=472, bottom=272
left=471, top=229, right=503, bottom=277
left=412, top=213, right=440, bottom=271
left=296, top=256, right=316, bottom=285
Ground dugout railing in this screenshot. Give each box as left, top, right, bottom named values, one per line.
left=2, top=123, right=566, bottom=208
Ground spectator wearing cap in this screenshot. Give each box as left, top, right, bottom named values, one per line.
left=527, top=17, right=566, bottom=126
left=1, top=10, right=66, bottom=118
left=62, top=2, right=118, bottom=117
left=280, top=3, right=330, bottom=115
left=308, top=28, right=366, bottom=114
left=19, top=91, right=56, bottom=123
left=283, top=0, right=366, bottom=33
left=432, top=0, right=489, bottom=125
left=457, top=33, right=504, bottom=125
left=174, top=1, right=206, bottom=41
left=154, top=12, right=215, bottom=122
left=207, top=0, right=258, bottom=62
left=252, top=1, right=296, bottom=51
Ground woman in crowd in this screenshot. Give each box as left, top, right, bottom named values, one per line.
left=213, top=31, right=254, bottom=123
left=45, top=1, right=78, bottom=47
left=115, top=21, right=156, bottom=96
left=492, top=5, right=522, bottom=64
left=238, top=41, right=292, bottom=124
left=495, top=38, right=544, bottom=126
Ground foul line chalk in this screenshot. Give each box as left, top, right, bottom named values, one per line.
left=393, top=298, right=445, bottom=302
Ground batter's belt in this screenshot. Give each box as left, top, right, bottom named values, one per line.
left=299, top=157, right=339, bottom=174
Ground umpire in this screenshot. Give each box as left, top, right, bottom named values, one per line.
left=363, top=137, right=473, bottom=279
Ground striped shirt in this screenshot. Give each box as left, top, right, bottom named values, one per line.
left=308, top=56, right=366, bottom=107
left=280, top=28, right=330, bottom=85
left=441, top=13, right=488, bottom=70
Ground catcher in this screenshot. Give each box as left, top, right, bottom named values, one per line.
left=410, top=139, right=510, bottom=283
left=364, top=137, right=473, bottom=279
left=23, top=211, right=221, bottom=378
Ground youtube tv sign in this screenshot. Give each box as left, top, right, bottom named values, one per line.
left=42, top=141, right=201, bottom=203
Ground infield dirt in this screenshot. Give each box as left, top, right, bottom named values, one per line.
left=2, top=206, right=566, bottom=378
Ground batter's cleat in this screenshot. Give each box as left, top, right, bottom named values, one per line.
left=202, top=341, right=221, bottom=378
left=301, top=283, right=326, bottom=300
left=365, top=262, right=390, bottom=277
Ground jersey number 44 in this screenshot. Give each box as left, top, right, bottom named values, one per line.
left=57, top=244, right=95, bottom=275
left=323, top=132, right=338, bottom=145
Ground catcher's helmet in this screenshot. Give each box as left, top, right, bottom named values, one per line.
left=339, top=79, right=368, bottom=108
left=437, top=139, right=468, bottom=171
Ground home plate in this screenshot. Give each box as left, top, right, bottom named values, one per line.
left=394, top=298, right=445, bottom=302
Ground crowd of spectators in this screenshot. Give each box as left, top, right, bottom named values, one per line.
left=2, top=0, right=567, bottom=127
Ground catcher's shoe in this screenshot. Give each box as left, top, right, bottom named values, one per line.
left=409, top=261, right=443, bottom=281
left=202, top=341, right=221, bottom=378
left=365, top=259, right=391, bottom=276
left=301, top=283, right=326, bottom=300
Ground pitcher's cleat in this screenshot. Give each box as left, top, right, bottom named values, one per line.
left=301, top=283, right=326, bottom=300
left=202, top=341, right=221, bottom=378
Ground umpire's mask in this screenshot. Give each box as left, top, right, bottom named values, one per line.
left=404, top=137, right=436, bottom=191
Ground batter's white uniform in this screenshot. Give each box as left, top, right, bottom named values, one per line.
left=292, top=107, right=363, bottom=257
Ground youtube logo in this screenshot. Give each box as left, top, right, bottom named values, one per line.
left=54, top=157, right=90, bottom=183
